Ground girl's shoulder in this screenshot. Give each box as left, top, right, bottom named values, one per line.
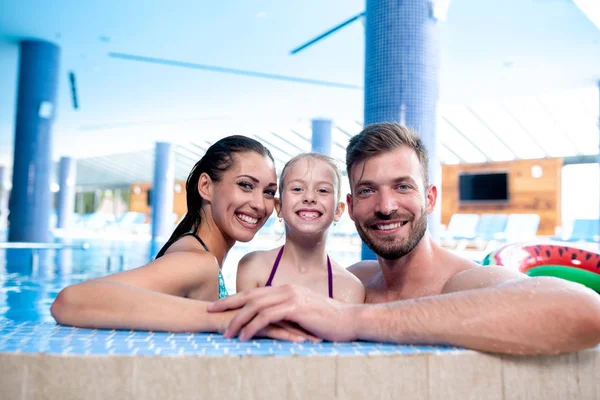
left=236, top=247, right=283, bottom=292
left=238, top=247, right=282, bottom=268
left=329, top=259, right=366, bottom=303
left=330, top=259, right=366, bottom=287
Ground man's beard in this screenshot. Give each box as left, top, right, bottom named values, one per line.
left=355, top=211, right=428, bottom=260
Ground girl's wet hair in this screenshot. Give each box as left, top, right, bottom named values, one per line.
left=278, top=153, right=342, bottom=202
left=155, top=135, right=274, bottom=258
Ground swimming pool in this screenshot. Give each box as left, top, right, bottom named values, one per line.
left=0, top=236, right=456, bottom=356
left=1, top=238, right=598, bottom=399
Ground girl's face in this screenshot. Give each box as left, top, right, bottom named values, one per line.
left=209, top=152, right=278, bottom=243
left=277, top=157, right=344, bottom=236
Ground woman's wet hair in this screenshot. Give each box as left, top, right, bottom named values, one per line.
left=155, top=135, right=274, bottom=258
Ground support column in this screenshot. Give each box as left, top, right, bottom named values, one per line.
left=0, top=166, right=8, bottom=227
left=57, top=157, right=76, bottom=229
left=311, top=119, right=333, bottom=156
left=9, top=40, right=60, bottom=243
left=361, top=0, right=442, bottom=259
left=151, top=142, right=175, bottom=241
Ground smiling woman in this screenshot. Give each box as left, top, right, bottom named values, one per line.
left=49, top=136, right=311, bottom=341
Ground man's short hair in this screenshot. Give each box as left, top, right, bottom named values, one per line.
left=346, top=122, right=429, bottom=187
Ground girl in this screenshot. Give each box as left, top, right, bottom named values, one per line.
left=51, top=136, right=314, bottom=341
left=236, top=153, right=365, bottom=303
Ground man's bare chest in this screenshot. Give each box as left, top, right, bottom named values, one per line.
left=363, top=279, right=446, bottom=304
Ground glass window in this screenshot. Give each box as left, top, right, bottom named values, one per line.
left=437, top=116, right=488, bottom=163
left=469, top=103, right=546, bottom=159
left=441, top=104, right=515, bottom=161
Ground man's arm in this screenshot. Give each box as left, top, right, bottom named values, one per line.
left=209, top=276, right=600, bottom=355
left=355, top=276, right=600, bottom=354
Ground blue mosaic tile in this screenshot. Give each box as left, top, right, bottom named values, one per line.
left=0, top=319, right=468, bottom=356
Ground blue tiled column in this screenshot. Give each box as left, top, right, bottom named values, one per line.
left=9, top=40, right=60, bottom=243
left=311, top=119, right=333, bottom=156
left=57, top=157, right=76, bottom=229
left=361, top=0, right=442, bottom=260
left=151, top=142, right=175, bottom=241
left=0, top=166, right=7, bottom=223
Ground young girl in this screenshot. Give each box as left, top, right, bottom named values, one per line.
left=236, top=153, right=365, bottom=303
left=50, top=136, right=313, bottom=341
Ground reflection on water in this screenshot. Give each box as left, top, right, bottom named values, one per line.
left=0, top=235, right=363, bottom=324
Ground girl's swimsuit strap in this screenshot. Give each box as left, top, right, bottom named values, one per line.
left=266, top=245, right=334, bottom=299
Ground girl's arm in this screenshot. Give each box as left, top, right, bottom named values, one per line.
left=236, top=252, right=264, bottom=293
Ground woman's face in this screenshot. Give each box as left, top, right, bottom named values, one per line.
left=210, top=152, right=278, bottom=243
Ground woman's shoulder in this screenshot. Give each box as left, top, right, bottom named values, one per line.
left=163, top=235, right=208, bottom=255
left=156, top=236, right=220, bottom=278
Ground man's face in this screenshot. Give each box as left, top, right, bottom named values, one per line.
left=347, top=146, right=437, bottom=260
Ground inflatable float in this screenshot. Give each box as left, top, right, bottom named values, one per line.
left=482, top=244, right=600, bottom=292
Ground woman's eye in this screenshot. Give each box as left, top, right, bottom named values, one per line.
left=264, top=189, right=276, bottom=198
left=238, top=181, right=253, bottom=190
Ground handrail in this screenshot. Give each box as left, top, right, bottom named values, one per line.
left=0, top=242, right=89, bottom=250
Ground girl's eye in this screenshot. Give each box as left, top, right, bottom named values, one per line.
left=291, top=187, right=303, bottom=192
left=238, top=181, right=253, bottom=190
left=318, top=188, right=330, bottom=194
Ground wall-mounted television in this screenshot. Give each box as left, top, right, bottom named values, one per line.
left=458, top=171, right=509, bottom=204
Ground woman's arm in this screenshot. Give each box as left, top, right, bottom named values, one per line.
left=51, top=252, right=232, bottom=332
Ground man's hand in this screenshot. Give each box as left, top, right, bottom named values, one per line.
left=208, top=285, right=360, bottom=342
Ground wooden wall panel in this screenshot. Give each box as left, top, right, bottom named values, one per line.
left=441, top=158, right=563, bottom=235
left=129, top=181, right=187, bottom=222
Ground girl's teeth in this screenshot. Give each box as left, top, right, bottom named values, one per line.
left=299, top=212, right=320, bottom=218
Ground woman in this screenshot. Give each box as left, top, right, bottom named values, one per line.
left=51, top=135, right=313, bottom=341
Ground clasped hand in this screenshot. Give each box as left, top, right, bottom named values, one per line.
left=208, top=284, right=359, bottom=342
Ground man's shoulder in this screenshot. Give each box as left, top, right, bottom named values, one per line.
left=347, top=260, right=380, bottom=284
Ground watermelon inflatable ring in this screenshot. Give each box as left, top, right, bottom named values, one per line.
left=482, top=244, right=600, bottom=292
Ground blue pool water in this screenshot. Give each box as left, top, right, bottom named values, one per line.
left=0, top=238, right=461, bottom=356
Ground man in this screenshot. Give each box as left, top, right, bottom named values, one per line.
left=209, top=123, right=600, bottom=355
